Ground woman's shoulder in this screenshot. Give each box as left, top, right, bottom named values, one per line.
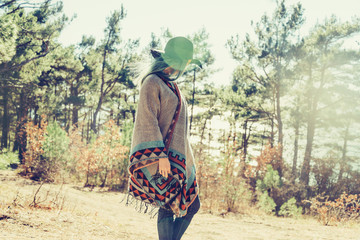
left=142, top=74, right=164, bottom=87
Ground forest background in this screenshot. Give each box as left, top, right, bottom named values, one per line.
left=1, top=0, right=360, bottom=224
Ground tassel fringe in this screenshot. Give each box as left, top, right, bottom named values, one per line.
left=120, top=193, right=159, bottom=219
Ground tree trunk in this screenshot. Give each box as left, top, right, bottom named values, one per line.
left=70, top=85, right=79, bottom=127
left=300, top=66, right=324, bottom=187
left=291, top=116, right=300, bottom=182
left=71, top=76, right=83, bottom=127
left=196, top=118, right=208, bottom=191
left=189, top=69, right=196, bottom=135
left=72, top=104, right=79, bottom=127
left=33, top=105, right=39, bottom=125
left=8, top=132, right=11, bottom=149
left=1, top=87, right=10, bottom=149
left=291, top=102, right=300, bottom=182
left=338, top=124, right=349, bottom=182
left=270, top=117, right=274, bottom=148
left=300, top=107, right=316, bottom=186
left=87, top=113, right=91, bottom=143
left=100, top=169, right=108, bottom=188
left=239, top=119, right=249, bottom=176
left=242, top=119, right=248, bottom=162
left=275, top=83, right=283, bottom=155
left=91, top=47, right=108, bottom=133
left=13, top=88, right=28, bottom=163
left=132, top=94, right=136, bottom=123
left=91, top=95, right=103, bottom=133
left=64, top=90, right=68, bottom=128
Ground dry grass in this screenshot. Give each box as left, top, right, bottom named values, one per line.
left=1, top=170, right=360, bottom=240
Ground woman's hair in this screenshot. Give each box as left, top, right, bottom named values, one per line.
left=130, top=54, right=169, bottom=87
left=139, top=57, right=169, bottom=85
left=132, top=50, right=184, bottom=86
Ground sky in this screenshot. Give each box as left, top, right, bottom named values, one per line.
left=58, top=0, right=360, bottom=86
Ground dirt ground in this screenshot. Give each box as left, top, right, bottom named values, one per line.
left=1, top=170, right=360, bottom=240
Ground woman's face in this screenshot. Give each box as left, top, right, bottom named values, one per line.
left=164, top=67, right=178, bottom=75
left=163, top=67, right=180, bottom=80
left=164, top=60, right=191, bottom=80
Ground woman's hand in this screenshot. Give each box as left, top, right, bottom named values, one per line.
left=159, top=158, right=171, bottom=178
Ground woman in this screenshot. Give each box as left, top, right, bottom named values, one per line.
left=127, top=36, right=201, bottom=240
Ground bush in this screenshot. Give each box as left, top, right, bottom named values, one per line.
left=279, top=197, right=302, bottom=218
left=0, top=149, right=19, bottom=170
left=256, top=165, right=281, bottom=192
left=304, top=193, right=360, bottom=225
left=252, top=144, right=284, bottom=179
left=43, top=121, right=69, bottom=163
left=120, top=120, right=133, bottom=149
left=257, top=192, right=276, bottom=215
left=223, top=175, right=252, bottom=213
left=20, top=118, right=48, bottom=180
left=42, top=121, right=70, bottom=179
left=20, top=118, right=70, bottom=182
left=18, top=117, right=130, bottom=188
left=75, top=120, right=129, bottom=187
left=256, top=165, right=281, bottom=215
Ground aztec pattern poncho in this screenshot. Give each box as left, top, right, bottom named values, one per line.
left=127, top=73, right=199, bottom=217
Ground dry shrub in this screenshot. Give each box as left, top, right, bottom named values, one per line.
left=245, top=144, right=304, bottom=216
left=223, top=175, right=253, bottom=214
left=304, top=193, right=360, bottom=225
left=19, top=118, right=129, bottom=188
left=19, top=117, right=71, bottom=182
left=244, top=143, right=284, bottom=196
left=220, top=137, right=253, bottom=214
left=199, top=136, right=253, bottom=215
left=27, top=183, right=67, bottom=211
left=245, top=144, right=284, bottom=195
left=198, top=160, right=221, bottom=213
left=74, top=120, right=129, bottom=188
left=199, top=170, right=252, bottom=215
left=250, top=143, right=284, bottom=179
left=0, top=182, right=68, bottom=222
left=312, top=156, right=337, bottom=196
left=19, top=116, right=50, bottom=181
left=66, top=123, right=88, bottom=181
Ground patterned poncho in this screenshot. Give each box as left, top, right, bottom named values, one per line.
left=127, top=73, right=199, bottom=217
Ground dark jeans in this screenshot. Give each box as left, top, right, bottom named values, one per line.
left=157, top=196, right=200, bottom=240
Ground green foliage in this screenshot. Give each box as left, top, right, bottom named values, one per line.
left=120, top=120, right=134, bottom=149
left=226, top=0, right=306, bottom=157
left=256, top=165, right=281, bottom=215
left=250, top=158, right=306, bottom=218
left=20, top=119, right=70, bottom=182
left=43, top=121, right=70, bottom=165
left=257, top=192, right=276, bottom=215
left=279, top=197, right=302, bottom=218
left=0, top=14, right=17, bottom=64
left=256, top=165, right=281, bottom=192
left=296, top=16, right=360, bottom=185
left=223, top=175, right=252, bottom=212
left=0, top=149, right=19, bottom=170
left=263, top=165, right=281, bottom=188
left=73, top=120, right=129, bottom=187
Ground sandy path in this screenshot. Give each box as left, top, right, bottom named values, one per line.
left=1, top=170, right=359, bottom=240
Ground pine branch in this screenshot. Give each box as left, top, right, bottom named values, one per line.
left=0, top=51, right=49, bottom=73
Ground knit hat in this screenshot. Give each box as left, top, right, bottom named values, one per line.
left=151, top=37, right=202, bottom=71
